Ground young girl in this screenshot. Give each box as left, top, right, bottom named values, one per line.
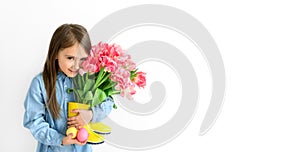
left=23, top=24, right=114, bottom=152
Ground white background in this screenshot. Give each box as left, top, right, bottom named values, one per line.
left=1, top=0, right=300, bottom=151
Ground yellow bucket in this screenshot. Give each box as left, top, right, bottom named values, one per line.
left=67, top=102, right=111, bottom=144
left=68, top=102, right=90, bottom=117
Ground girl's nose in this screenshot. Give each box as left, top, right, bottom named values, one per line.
left=74, top=59, right=80, bottom=70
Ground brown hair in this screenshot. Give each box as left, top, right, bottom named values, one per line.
left=43, top=24, right=91, bottom=119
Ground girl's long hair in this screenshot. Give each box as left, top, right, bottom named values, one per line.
left=43, top=24, right=91, bottom=119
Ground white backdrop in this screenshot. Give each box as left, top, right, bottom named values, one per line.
left=1, top=0, right=300, bottom=151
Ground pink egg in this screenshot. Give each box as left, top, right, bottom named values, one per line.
left=77, top=128, right=89, bottom=142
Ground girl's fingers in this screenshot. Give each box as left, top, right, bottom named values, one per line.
left=74, top=139, right=86, bottom=145
left=66, top=133, right=73, bottom=137
left=67, top=120, right=77, bottom=125
left=72, top=109, right=80, bottom=113
left=82, top=140, right=87, bottom=145
left=68, top=116, right=78, bottom=121
left=67, top=119, right=84, bottom=125
left=67, top=115, right=85, bottom=128
left=67, top=134, right=74, bottom=139
left=68, top=115, right=84, bottom=122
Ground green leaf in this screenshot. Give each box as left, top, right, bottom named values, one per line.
left=72, top=89, right=80, bottom=101
left=72, top=77, right=78, bottom=89
left=113, top=104, right=117, bottom=109
left=84, top=79, right=95, bottom=93
left=93, top=67, right=105, bottom=90
left=84, top=91, right=93, bottom=104
left=81, top=74, right=85, bottom=85
left=92, top=96, right=100, bottom=107
left=99, top=72, right=110, bottom=86
left=98, top=89, right=107, bottom=104
left=130, top=68, right=138, bottom=80
left=108, top=90, right=120, bottom=96
left=86, top=71, right=89, bottom=81
left=92, top=88, right=107, bottom=106
left=102, top=81, right=117, bottom=90
left=77, top=75, right=83, bottom=89
left=77, top=90, right=84, bottom=98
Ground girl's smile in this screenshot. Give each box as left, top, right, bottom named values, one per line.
left=69, top=69, right=79, bottom=75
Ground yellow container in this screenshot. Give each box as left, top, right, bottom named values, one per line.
left=67, top=102, right=110, bottom=144
left=89, top=122, right=112, bottom=134
left=68, top=102, right=90, bottom=117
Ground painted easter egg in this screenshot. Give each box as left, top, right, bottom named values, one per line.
left=66, top=127, right=78, bottom=139
left=77, top=128, right=89, bottom=142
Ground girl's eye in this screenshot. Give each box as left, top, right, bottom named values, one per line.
left=67, top=57, right=74, bottom=60
left=80, top=58, right=87, bottom=61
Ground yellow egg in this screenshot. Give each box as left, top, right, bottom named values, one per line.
left=66, top=127, right=78, bottom=139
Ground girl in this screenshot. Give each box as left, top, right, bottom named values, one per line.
left=23, top=24, right=114, bottom=152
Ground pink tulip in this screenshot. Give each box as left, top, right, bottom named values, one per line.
left=132, top=71, right=146, bottom=88
left=80, top=56, right=100, bottom=75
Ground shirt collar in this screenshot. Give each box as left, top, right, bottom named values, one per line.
left=57, top=71, right=68, bottom=81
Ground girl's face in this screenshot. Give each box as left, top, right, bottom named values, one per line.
left=57, top=43, right=88, bottom=77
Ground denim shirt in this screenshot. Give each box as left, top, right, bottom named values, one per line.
left=23, top=72, right=114, bottom=152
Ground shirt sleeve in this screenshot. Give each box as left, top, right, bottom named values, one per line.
left=90, top=97, right=114, bottom=123
left=23, top=76, right=64, bottom=146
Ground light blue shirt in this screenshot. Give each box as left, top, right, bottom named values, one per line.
left=23, top=72, right=114, bottom=152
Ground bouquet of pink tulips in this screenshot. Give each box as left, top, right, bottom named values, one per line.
left=68, top=41, right=146, bottom=107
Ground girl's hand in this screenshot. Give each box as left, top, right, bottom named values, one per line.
left=67, top=109, right=93, bottom=129
left=62, top=134, right=87, bottom=146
